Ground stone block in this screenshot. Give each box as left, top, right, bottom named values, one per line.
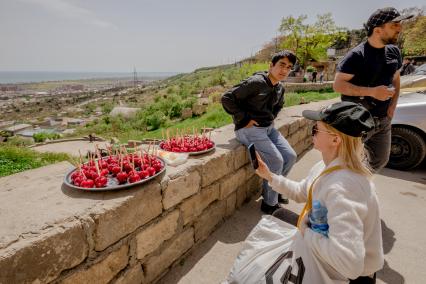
left=225, top=192, right=237, bottom=218
left=162, top=170, right=201, bottom=210
left=288, top=119, right=300, bottom=135
left=62, top=245, right=128, bottom=284
left=93, top=183, right=162, bottom=251
left=144, top=228, right=194, bottom=283
left=114, top=264, right=144, bottom=284
left=194, top=200, right=226, bottom=242
left=286, top=133, right=299, bottom=147
left=295, top=129, right=306, bottom=144
left=136, top=210, right=180, bottom=260
left=246, top=175, right=262, bottom=199
left=299, top=118, right=308, bottom=128
left=127, top=140, right=142, bottom=148
left=236, top=184, right=247, bottom=209
left=245, top=163, right=255, bottom=180
left=278, top=123, right=290, bottom=137
left=232, top=145, right=248, bottom=170
left=192, top=104, right=207, bottom=116
left=181, top=108, right=192, bottom=119
left=180, top=182, right=220, bottom=225
left=200, top=150, right=233, bottom=187
left=219, top=167, right=246, bottom=200
left=0, top=222, right=88, bottom=284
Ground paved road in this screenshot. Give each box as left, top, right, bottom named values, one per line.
left=159, top=149, right=426, bottom=284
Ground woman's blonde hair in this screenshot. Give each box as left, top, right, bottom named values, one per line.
left=323, top=123, right=372, bottom=177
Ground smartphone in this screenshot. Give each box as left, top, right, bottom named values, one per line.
left=248, top=143, right=259, bottom=169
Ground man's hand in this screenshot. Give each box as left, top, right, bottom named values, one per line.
left=244, top=119, right=259, bottom=128
left=368, top=86, right=395, bottom=101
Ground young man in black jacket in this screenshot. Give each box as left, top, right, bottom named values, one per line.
left=221, top=50, right=297, bottom=214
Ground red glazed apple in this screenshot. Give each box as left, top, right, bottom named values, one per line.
left=116, top=171, right=128, bottom=184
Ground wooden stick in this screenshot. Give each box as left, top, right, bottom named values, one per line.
left=139, top=145, right=144, bottom=171
left=94, top=158, right=100, bottom=176
left=131, top=155, right=135, bottom=171
left=78, top=150, right=83, bottom=165
left=120, top=152, right=123, bottom=172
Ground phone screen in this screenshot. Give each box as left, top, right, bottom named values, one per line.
left=248, top=143, right=259, bottom=169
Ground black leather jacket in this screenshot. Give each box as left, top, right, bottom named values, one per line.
left=221, top=71, right=285, bottom=130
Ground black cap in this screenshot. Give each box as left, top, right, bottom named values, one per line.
left=302, top=102, right=374, bottom=137
left=365, top=7, right=414, bottom=32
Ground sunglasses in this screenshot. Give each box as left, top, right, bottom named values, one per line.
left=311, top=124, right=336, bottom=136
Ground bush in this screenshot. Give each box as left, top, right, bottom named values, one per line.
left=306, top=66, right=316, bottom=72
left=33, top=132, right=61, bottom=143
left=169, top=102, right=183, bottom=118
left=5, top=136, right=34, bottom=147
left=182, top=97, right=196, bottom=109
left=145, top=111, right=166, bottom=130
left=101, top=102, right=113, bottom=114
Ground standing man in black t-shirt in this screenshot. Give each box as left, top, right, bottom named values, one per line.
left=333, top=7, right=413, bottom=172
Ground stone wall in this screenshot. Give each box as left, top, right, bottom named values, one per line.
left=0, top=100, right=336, bottom=284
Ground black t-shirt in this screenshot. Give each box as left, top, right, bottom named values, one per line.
left=337, top=41, right=402, bottom=117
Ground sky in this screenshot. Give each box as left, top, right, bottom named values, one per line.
left=1, top=0, right=424, bottom=73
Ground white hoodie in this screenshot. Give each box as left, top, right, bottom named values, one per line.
left=269, top=158, right=384, bottom=281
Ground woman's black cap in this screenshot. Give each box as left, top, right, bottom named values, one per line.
left=302, top=101, right=375, bottom=137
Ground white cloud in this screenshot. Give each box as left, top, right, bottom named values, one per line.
left=20, top=0, right=118, bottom=30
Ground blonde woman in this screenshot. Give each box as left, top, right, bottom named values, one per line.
left=255, top=101, right=384, bottom=284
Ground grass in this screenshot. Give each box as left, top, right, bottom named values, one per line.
left=0, top=145, right=71, bottom=177
left=118, top=90, right=340, bottom=140
left=284, top=91, right=340, bottom=107
left=72, top=90, right=340, bottom=142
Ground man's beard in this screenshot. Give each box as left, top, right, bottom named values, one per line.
left=381, top=34, right=399, bottom=45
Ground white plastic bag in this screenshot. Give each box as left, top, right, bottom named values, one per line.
left=224, top=215, right=345, bottom=284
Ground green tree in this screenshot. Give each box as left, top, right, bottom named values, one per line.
left=279, top=13, right=347, bottom=67
left=402, top=15, right=426, bottom=56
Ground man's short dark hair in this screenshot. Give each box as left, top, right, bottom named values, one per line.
left=271, top=50, right=297, bottom=66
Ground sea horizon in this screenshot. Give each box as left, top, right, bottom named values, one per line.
left=0, top=70, right=180, bottom=84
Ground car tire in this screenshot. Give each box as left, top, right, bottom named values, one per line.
left=387, top=127, right=426, bottom=170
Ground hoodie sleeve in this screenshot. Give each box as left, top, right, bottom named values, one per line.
left=269, top=174, right=309, bottom=203
left=272, top=91, right=285, bottom=118
left=303, top=177, right=369, bottom=280
left=268, top=161, right=325, bottom=203
left=221, top=78, right=261, bottom=128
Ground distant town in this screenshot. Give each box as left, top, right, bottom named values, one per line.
left=0, top=74, right=170, bottom=141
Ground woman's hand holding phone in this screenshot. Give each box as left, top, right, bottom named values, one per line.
left=254, top=152, right=273, bottom=183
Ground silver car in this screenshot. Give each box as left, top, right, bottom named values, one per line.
left=400, top=63, right=426, bottom=89
left=388, top=90, right=426, bottom=170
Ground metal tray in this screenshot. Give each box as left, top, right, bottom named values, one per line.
left=63, top=156, right=166, bottom=191
left=159, top=142, right=215, bottom=156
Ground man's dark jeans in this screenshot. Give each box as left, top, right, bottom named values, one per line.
left=363, top=116, right=392, bottom=172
